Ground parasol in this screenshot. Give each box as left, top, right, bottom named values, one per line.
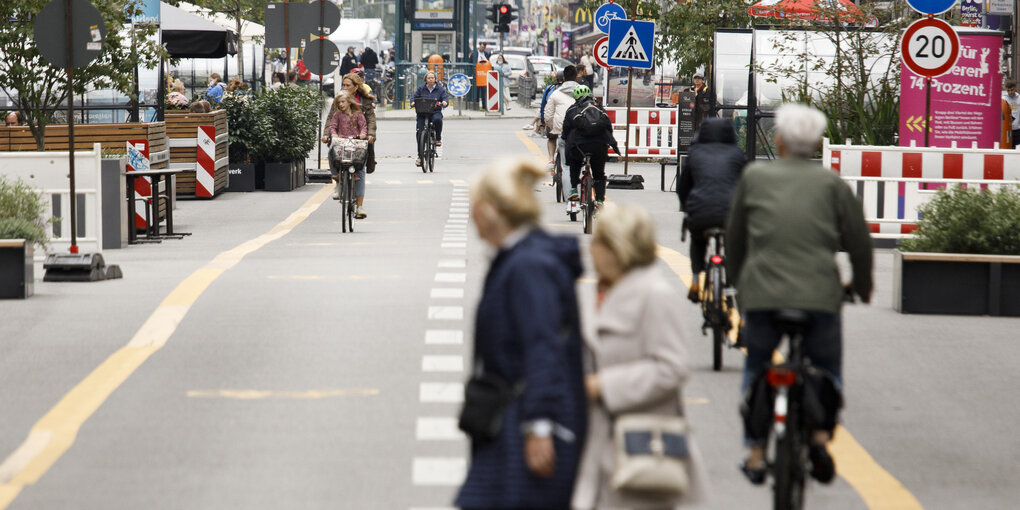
left=747, top=0, right=871, bottom=23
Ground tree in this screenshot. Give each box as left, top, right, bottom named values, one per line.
left=0, top=0, right=164, bottom=150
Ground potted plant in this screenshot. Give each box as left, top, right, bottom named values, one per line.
left=894, top=185, right=1020, bottom=316
left=0, top=175, right=49, bottom=298
left=253, top=86, right=321, bottom=191
left=221, top=92, right=265, bottom=192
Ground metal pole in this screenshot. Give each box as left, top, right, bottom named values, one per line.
left=285, top=0, right=291, bottom=77
left=317, top=0, right=325, bottom=169
left=65, top=0, right=77, bottom=253
left=623, top=66, right=632, bottom=175
left=924, top=76, right=931, bottom=147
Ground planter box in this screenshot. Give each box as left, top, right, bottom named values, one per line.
left=263, top=162, right=295, bottom=191
left=893, top=250, right=1020, bottom=316
left=227, top=163, right=256, bottom=192
left=165, top=110, right=229, bottom=198
left=0, top=240, right=34, bottom=299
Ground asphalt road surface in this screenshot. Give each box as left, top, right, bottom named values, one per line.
left=1, top=116, right=1017, bottom=510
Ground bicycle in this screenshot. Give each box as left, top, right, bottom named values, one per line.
left=566, top=150, right=595, bottom=234
left=414, top=98, right=440, bottom=174
left=682, top=223, right=736, bottom=371
left=334, top=143, right=357, bottom=233
left=553, top=140, right=564, bottom=204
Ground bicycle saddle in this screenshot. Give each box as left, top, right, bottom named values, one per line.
left=773, top=309, right=811, bottom=335
left=703, top=227, right=725, bottom=239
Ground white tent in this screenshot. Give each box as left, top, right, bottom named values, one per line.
left=328, top=19, right=385, bottom=52
left=175, top=0, right=265, bottom=43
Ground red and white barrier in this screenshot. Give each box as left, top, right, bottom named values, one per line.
left=195, top=126, right=216, bottom=198
left=126, top=139, right=151, bottom=229
left=487, top=70, right=501, bottom=113
left=823, top=139, right=1020, bottom=238
left=605, top=107, right=678, bottom=157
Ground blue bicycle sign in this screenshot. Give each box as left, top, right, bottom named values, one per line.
left=594, top=3, right=626, bottom=34
left=447, top=73, right=471, bottom=97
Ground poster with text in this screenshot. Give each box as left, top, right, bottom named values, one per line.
left=899, top=31, right=1003, bottom=149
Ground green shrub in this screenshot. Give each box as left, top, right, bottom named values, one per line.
left=900, top=185, right=1020, bottom=255
left=221, top=91, right=268, bottom=164
left=0, top=175, right=49, bottom=245
left=253, top=86, right=322, bottom=163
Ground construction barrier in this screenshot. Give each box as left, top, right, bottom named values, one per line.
left=487, top=70, right=501, bottom=114
left=823, top=139, right=1020, bottom=238
left=126, top=140, right=152, bottom=229
left=165, top=110, right=229, bottom=197
left=606, top=107, right=678, bottom=157
left=0, top=143, right=104, bottom=254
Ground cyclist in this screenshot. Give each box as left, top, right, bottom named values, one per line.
left=726, top=103, right=873, bottom=486
left=677, top=117, right=746, bottom=303
left=324, top=72, right=378, bottom=214
left=327, top=91, right=368, bottom=218
left=561, top=84, right=619, bottom=204
left=543, top=65, right=579, bottom=168
left=411, top=70, right=449, bottom=167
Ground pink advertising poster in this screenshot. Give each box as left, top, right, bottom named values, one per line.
left=899, top=30, right=1003, bottom=148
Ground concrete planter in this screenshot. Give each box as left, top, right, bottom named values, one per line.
left=893, top=250, right=1020, bottom=316
left=227, top=163, right=256, bottom=192
left=263, top=162, right=295, bottom=191
left=0, top=240, right=34, bottom=299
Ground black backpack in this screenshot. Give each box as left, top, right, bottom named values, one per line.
left=571, top=100, right=611, bottom=137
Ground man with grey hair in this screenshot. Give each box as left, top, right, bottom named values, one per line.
left=726, top=103, right=873, bottom=486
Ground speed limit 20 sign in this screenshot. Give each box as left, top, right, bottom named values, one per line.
left=901, top=18, right=960, bottom=78
left=593, top=36, right=611, bottom=69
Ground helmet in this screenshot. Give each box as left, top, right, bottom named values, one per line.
left=572, top=84, right=592, bottom=100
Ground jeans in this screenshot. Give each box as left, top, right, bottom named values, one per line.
left=566, top=142, right=608, bottom=201
left=416, top=112, right=443, bottom=157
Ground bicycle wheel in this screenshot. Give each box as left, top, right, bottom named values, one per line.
left=339, top=173, right=349, bottom=233
left=772, top=412, right=806, bottom=510
left=346, top=172, right=355, bottom=233
left=709, top=265, right=725, bottom=371
left=554, top=156, right=563, bottom=203
left=427, top=128, right=436, bottom=173
left=582, top=179, right=594, bottom=235
left=418, top=127, right=429, bottom=173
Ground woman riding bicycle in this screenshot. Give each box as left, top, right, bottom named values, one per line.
left=677, top=117, right=746, bottom=302
left=560, top=84, right=619, bottom=204
left=411, top=71, right=448, bottom=167
left=327, top=91, right=368, bottom=219
left=324, top=73, right=378, bottom=217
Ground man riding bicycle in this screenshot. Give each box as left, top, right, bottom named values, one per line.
left=560, top=85, right=619, bottom=204
left=726, top=103, right=873, bottom=486
left=543, top=65, right=579, bottom=167
left=412, top=71, right=448, bottom=167
left=677, top=117, right=746, bottom=303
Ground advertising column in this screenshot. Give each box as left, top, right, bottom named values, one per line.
left=899, top=30, right=1004, bottom=148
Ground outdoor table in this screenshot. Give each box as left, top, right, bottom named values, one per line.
left=125, top=169, right=191, bottom=244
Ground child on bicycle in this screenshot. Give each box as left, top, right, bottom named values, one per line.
left=561, top=85, right=619, bottom=204
left=329, top=90, right=369, bottom=219
left=411, top=71, right=448, bottom=167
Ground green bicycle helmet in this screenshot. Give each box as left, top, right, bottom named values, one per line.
left=572, top=84, right=592, bottom=100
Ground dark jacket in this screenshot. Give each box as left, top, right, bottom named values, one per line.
left=561, top=97, right=619, bottom=154
left=678, top=117, right=746, bottom=227
left=411, top=83, right=449, bottom=116
left=455, top=229, right=587, bottom=510
left=339, top=52, right=359, bottom=76
left=360, top=47, right=379, bottom=69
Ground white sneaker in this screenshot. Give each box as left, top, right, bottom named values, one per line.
left=522, top=124, right=534, bottom=130
left=355, top=206, right=367, bottom=219
left=332, top=190, right=339, bottom=200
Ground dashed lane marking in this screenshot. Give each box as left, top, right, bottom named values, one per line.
left=412, top=458, right=466, bottom=486
left=415, top=418, right=462, bottom=441
left=419, top=383, right=464, bottom=403
left=430, top=288, right=464, bottom=299
left=421, top=355, right=464, bottom=373
left=434, top=273, right=466, bottom=283
left=427, top=306, right=464, bottom=320
left=438, top=259, right=466, bottom=268
left=441, top=242, right=466, bottom=249
left=425, top=330, right=463, bottom=345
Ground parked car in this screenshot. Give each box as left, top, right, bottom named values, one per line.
left=500, top=46, right=534, bottom=57
left=500, top=53, right=537, bottom=98
left=528, top=56, right=558, bottom=86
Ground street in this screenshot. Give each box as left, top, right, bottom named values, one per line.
left=1, top=116, right=1018, bottom=510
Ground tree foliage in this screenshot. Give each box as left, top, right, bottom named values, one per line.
left=0, top=0, right=164, bottom=150
left=900, top=185, right=1020, bottom=255
left=0, top=174, right=49, bottom=245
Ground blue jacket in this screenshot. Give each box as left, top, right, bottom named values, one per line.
left=411, top=83, right=448, bottom=116
left=455, top=229, right=587, bottom=510
left=539, top=84, right=557, bottom=122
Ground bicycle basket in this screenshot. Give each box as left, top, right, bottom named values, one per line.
left=331, top=138, right=369, bottom=167
left=413, top=98, right=438, bottom=115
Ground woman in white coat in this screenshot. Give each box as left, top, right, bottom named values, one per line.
left=573, top=203, right=707, bottom=510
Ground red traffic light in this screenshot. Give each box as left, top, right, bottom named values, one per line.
left=499, top=5, right=508, bottom=13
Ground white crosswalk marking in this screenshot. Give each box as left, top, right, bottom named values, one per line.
left=435, top=273, right=466, bottom=283
left=438, top=259, right=466, bottom=268
left=412, top=458, right=466, bottom=486
left=416, top=417, right=462, bottom=440
left=419, top=383, right=464, bottom=403
left=430, top=288, right=465, bottom=299
left=427, top=306, right=464, bottom=320
left=425, top=330, right=463, bottom=344
left=422, top=355, right=464, bottom=372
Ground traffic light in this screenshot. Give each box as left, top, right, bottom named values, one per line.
left=487, top=4, right=501, bottom=30
left=497, top=3, right=517, bottom=33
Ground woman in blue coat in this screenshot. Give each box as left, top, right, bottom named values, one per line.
left=411, top=71, right=449, bottom=167
left=456, top=158, right=588, bottom=510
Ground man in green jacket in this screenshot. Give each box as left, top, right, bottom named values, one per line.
left=727, top=103, right=873, bottom=486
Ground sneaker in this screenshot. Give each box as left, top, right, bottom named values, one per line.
left=740, top=460, right=767, bottom=486
left=331, top=187, right=339, bottom=200
left=568, top=188, right=578, bottom=200
left=355, top=206, right=367, bottom=219
left=687, top=282, right=701, bottom=303
left=809, top=444, right=836, bottom=484
left=435, top=140, right=442, bottom=147
left=522, top=124, right=534, bottom=130
left=415, top=158, right=422, bottom=167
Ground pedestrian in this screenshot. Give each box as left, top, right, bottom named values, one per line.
left=580, top=53, right=595, bottom=88
left=339, top=46, right=359, bottom=76
left=1003, top=78, right=1020, bottom=149
left=727, top=103, right=873, bottom=485
left=494, top=54, right=513, bottom=108
left=188, top=100, right=212, bottom=113
left=677, top=117, right=747, bottom=302
left=468, top=42, right=491, bottom=64
left=455, top=157, right=587, bottom=510
left=573, top=202, right=708, bottom=509
left=205, top=73, right=225, bottom=102
left=361, top=46, right=380, bottom=90
left=4, top=110, right=21, bottom=126
left=269, top=72, right=285, bottom=90
left=690, top=71, right=716, bottom=131
left=475, top=56, right=493, bottom=110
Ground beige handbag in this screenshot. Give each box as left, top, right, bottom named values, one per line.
left=611, top=413, right=691, bottom=495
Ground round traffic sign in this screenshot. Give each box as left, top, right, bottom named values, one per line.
left=448, top=73, right=471, bottom=97
left=303, top=38, right=340, bottom=76
left=905, top=0, right=957, bottom=15
left=593, top=36, right=611, bottom=69
left=593, top=3, right=626, bottom=34
left=34, top=0, right=106, bottom=69
left=900, top=18, right=960, bottom=78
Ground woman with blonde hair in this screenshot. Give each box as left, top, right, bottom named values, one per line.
left=573, top=203, right=707, bottom=509
left=324, top=72, right=378, bottom=173
left=327, top=90, right=369, bottom=218
left=456, top=158, right=588, bottom=510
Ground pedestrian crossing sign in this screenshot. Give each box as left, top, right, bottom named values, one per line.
left=607, top=19, right=655, bottom=69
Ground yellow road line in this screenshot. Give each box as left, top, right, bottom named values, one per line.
left=0, top=184, right=333, bottom=509
left=187, top=389, right=380, bottom=400
left=266, top=274, right=399, bottom=281
left=655, top=243, right=921, bottom=510
left=515, top=130, right=546, bottom=159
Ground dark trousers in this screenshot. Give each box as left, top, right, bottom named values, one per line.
left=1013, top=129, right=1020, bottom=149
left=415, top=112, right=443, bottom=157
left=566, top=142, right=608, bottom=201
left=741, top=310, right=843, bottom=394
left=688, top=222, right=725, bottom=275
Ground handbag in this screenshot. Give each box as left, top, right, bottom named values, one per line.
left=457, top=372, right=525, bottom=441
left=611, top=413, right=691, bottom=495
left=331, top=138, right=369, bottom=167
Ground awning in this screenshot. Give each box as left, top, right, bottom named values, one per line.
left=160, top=2, right=238, bottom=58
